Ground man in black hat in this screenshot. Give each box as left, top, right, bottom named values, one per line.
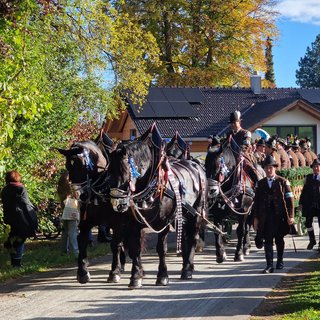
left=253, top=155, right=295, bottom=273
left=226, top=110, right=251, bottom=155
left=291, top=141, right=306, bottom=167
left=254, top=138, right=266, bottom=165
left=299, top=158, right=320, bottom=252
left=265, top=138, right=281, bottom=169
left=277, top=138, right=291, bottom=169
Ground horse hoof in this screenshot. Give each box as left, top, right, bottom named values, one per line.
left=77, top=271, right=91, bottom=284
left=180, top=270, right=192, bottom=280
left=128, top=278, right=143, bottom=289
left=121, top=264, right=125, bottom=272
left=156, top=277, right=169, bottom=286
left=107, top=274, right=121, bottom=283
left=216, top=252, right=227, bottom=264
left=243, top=248, right=250, bottom=256
left=234, top=254, right=244, bottom=262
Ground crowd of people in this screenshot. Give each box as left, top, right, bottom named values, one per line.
left=207, top=110, right=320, bottom=273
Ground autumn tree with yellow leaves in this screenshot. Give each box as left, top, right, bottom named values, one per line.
left=115, top=0, right=278, bottom=87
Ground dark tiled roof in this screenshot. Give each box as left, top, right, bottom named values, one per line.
left=129, top=87, right=320, bottom=138
left=298, top=88, right=320, bottom=104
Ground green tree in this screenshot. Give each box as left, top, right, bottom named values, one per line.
left=0, top=0, right=160, bottom=168
left=296, top=34, right=320, bottom=88
left=264, top=37, right=276, bottom=87
left=115, top=0, right=278, bottom=87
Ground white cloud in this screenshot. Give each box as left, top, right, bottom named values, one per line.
left=276, top=0, right=320, bottom=25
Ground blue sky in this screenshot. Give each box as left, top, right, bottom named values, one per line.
left=274, top=0, right=320, bottom=88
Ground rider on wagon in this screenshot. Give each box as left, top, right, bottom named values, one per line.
left=226, top=110, right=252, bottom=156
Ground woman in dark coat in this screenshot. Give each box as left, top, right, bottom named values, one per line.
left=253, top=155, right=294, bottom=274
left=299, top=158, right=320, bottom=251
left=1, top=170, right=38, bottom=267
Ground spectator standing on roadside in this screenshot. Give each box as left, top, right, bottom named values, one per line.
left=1, top=170, right=38, bottom=267
left=61, top=193, right=80, bottom=255
left=299, top=158, right=320, bottom=252
left=253, top=155, right=294, bottom=274
left=57, top=171, right=79, bottom=255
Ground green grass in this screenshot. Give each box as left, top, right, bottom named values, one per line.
left=278, top=267, right=320, bottom=319
left=0, top=234, right=110, bottom=283
left=252, top=257, right=320, bottom=320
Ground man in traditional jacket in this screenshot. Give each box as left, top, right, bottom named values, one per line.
left=254, top=138, right=266, bottom=165
left=300, top=140, right=313, bottom=166
left=305, top=138, right=317, bottom=161
left=292, top=142, right=306, bottom=167
left=226, top=110, right=251, bottom=155
left=253, top=155, right=294, bottom=273
left=286, top=143, right=299, bottom=168
left=299, top=158, right=320, bottom=252
left=277, top=138, right=291, bottom=169
left=265, top=138, right=281, bottom=169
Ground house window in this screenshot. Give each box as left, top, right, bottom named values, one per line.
left=130, top=129, right=137, bottom=140
left=262, top=125, right=317, bottom=152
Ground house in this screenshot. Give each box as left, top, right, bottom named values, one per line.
left=104, top=75, right=320, bottom=156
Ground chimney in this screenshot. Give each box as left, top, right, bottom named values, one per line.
left=250, top=71, right=261, bottom=94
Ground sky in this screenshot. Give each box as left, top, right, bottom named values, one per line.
left=273, top=0, right=320, bottom=88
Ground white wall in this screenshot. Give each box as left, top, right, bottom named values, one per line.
left=264, top=108, right=320, bottom=152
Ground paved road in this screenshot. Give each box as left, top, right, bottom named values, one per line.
left=0, top=228, right=318, bottom=320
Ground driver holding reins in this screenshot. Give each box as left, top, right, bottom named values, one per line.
left=226, top=110, right=252, bottom=156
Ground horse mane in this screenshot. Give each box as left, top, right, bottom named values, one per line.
left=109, top=140, right=152, bottom=188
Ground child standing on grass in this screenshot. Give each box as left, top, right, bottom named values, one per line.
left=57, top=171, right=79, bottom=255
left=61, top=194, right=79, bottom=255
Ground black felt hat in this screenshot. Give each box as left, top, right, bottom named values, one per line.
left=256, top=138, right=266, bottom=146
left=310, top=158, right=320, bottom=168
left=265, top=138, right=277, bottom=151
left=262, top=155, right=278, bottom=168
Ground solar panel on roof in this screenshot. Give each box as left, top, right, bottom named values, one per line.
left=147, top=87, right=167, bottom=101
left=150, top=101, right=176, bottom=117
left=131, top=101, right=156, bottom=118
left=181, top=88, right=204, bottom=103
left=162, top=88, right=187, bottom=102
left=170, top=101, right=197, bottom=117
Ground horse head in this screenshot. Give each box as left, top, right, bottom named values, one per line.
left=107, top=123, right=162, bottom=213
left=107, top=140, right=154, bottom=212
left=58, top=141, right=107, bottom=186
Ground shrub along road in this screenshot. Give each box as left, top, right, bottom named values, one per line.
left=0, top=229, right=318, bottom=320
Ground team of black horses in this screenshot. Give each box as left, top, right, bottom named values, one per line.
left=58, top=123, right=263, bottom=289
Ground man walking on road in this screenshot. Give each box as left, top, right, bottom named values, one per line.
left=299, top=158, right=320, bottom=252
left=253, top=155, right=295, bottom=274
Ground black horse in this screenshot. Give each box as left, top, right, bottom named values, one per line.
left=205, top=141, right=264, bottom=263
left=106, top=123, right=208, bottom=288
left=58, top=134, right=127, bottom=284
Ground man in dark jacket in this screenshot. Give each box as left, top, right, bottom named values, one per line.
left=226, top=110, right=251, bottom=155
left=253, top=155, right=295, bottom=273
left=299, top=158, right=320, bottom=251
left=1, top=170, right=38, bottom=267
